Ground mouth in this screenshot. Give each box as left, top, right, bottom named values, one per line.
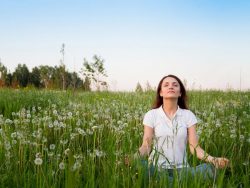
left=167, top=91, right=175, bottom=93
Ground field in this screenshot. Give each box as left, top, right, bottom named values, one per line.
left=0, top=89, right=249, bottom=187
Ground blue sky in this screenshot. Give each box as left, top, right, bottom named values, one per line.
left=0, top=0, right=250, bottom=91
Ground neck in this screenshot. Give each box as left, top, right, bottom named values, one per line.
left=162, top=99, right=178, bottom=119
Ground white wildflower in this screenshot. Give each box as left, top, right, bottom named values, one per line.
left=91, top=126, right=99, bottom=130
left=53, top=110, right=58, bottom=115
left=239, top=135, right=244, bottom=141
left=71, top=161, right=81, bottom=171
left=49, top=144, right=56, bottom=150
left=64, top=148, right=70, bottom=155
left=77, top=128, right=86, bottom=136
left=48, top=123, right=54, bottom=128
left=12, top=140, right=17, bottom=145
left=60, top=139, right=68, bottom=145
left=48, top=152, right=54, bottom=157
left=11, top=132, right=17, bottom=138
left=59, top=162, right=65, bottom=170
left=95, top=149, right=106, bottom=157
left=5, top=119, right=13, bottom=125
left=53, top=120, right=59, bottom=126
left=34, top=158, right=43, bottom=165
left=230, top=134, right=237, bottom=139
left=4, top=142, right=11, bottom=150
left=68, top=112, right=72, bottom=118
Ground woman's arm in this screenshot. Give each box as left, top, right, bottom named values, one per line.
left=138, top=125, right=154, bottom=157
left=125, top=125, right=153, bottom=166
left=188, top=125, right=229, bottom=168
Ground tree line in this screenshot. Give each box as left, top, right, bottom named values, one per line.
left=0, top=55, right=107, bottom=91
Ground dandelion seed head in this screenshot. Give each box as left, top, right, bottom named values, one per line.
left=60, top=139, right=68, bottom=145
left=5, top=119, right=13, bottom=125
left=77, top=128, right=86, bottom=135
left=239, top=135, right=244, bottom=141
left=11, top=132, right=17, bottom=138
left=71, top=161, right=81, bottom=171
left=91, top=126, right=98, bottom=130
left=34, top=158, right=43, bottom=165
left=53, top=110, right=58, bottom=115
left=4, top=142, right=11, bottom=150
left=59, top=162, right=65, bottom=170
left=230, top=134, right=237, bottom=139
left=68, top=112, right=72, bottom=117
left=12, top=140, right=17, bottom=145
left=64, top=148, right=70, bottom=155
left=49, top=144, right=56, bottom=150
left=53, top=120, right=59, bottom=126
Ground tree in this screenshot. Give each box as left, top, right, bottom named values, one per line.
left=67, top=72, right=83, bottom=92
left=39, top=65, right=54, bottom=89
left=81, top=55, right=108, bottom=91
left=30, top=66, right=42, bottom=88
left=0, top=60, right=8, bottom=87
left=12, top=64, right=30, bottom=87
left=83, top=76, right=91, bottom=91
left=71, top=72, right=78, bottom=90
left=5, top=73, right=12, bottom=87
left=135, top=82, right=143, bottom=93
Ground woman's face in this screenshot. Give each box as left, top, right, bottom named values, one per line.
left=160, top=76, right=181, bottom=99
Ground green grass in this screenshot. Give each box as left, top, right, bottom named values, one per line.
left=0, top=89, right=249, bottom=187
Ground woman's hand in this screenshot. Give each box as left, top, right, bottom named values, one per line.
left=210, top=157, right=230, bottom=169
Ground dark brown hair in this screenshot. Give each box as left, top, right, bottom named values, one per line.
left=152, top=74, right=188, bottom=109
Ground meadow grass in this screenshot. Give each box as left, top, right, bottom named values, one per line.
left=0, top=89, right=249, bottom=187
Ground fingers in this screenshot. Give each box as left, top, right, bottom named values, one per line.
left=214, top=157, right=230, bottom=168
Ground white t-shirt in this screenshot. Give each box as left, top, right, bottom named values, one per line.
left=143, top=105, right=197, bottom=169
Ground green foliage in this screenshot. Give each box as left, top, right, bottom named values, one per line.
left=0, top=61, right=8, bottom=85
left=81, top=55, right=108, bottom=91
left=30, top=67, right=42, bottom=88
left=0, top=54, right=107, bottom=91
left=13, top=64, right=30, bottom=87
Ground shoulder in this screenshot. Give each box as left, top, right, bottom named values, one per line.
left=178, top=108, right=197, bottom=127
left=144, top=108, right=158, bottom=119
left=179, top=108, right=196, bottom=117
left=145, top=108, right=158, bottom=115
left=143, top=108, right=159, bottom=128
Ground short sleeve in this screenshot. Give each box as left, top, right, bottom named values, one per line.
left=143, top=110, right=154, bottom=128
left=186, top=110, right=198, bottom=128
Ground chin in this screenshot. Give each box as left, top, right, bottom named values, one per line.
left=165, top=95, right=178, bottom=99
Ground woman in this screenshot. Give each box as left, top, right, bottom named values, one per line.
left=138, top=74, right=229, bottom=180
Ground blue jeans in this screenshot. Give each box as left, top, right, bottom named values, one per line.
left=140, top=160, right=216, bottom=183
